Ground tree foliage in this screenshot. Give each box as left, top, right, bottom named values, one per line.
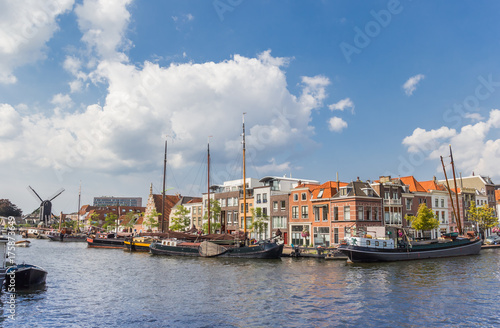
left=405, top=203, right=440, bottom=232
left=88, top=212, right=100, bottom=227
left=144, top=209, right=160, bottom=231
left=0, top=199, right=22, bottom=217
left=103, top=212, right=118, bottom=231
left=467, top=201, right=498, bottom=232
left=250, top=207, right=268, bottom=239
left=170, top=205, right=190, bottom=231
left=202, top=199, right=221, bottom=234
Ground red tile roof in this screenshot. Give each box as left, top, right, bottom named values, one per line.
left=400, top=176, right=427, bottom=192
left=419, top=180, right=447, bottom=192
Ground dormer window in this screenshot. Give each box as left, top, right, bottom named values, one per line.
left=317, top=189, right=324, bottom=198
left=340, top=188, right=348, bottom=196
left=301, top=193, right=307, bottom=201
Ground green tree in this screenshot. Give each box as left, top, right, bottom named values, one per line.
left=202, top=199, right=221, bottom=234
left=144, top=209, right=160, bottom=232
left=88, top=212, right=100, bottom=227
left=250, top=207, right=268, bottom=240
left=170, top=205, right=190, bottom=231
left=0, top=199, right=23, bottom=217
left=103, top=212, right=118, bottom=232
left=122, top=211, right=139, bottom=232
left=405, top=203, right=440, bottom=233
left=468, top=201, right=498, bottom=234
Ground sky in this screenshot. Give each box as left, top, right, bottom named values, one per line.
left=2, top=0, right=500, bottom=215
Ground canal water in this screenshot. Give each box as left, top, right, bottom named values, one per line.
left=1, top=238, right=500, bottom=327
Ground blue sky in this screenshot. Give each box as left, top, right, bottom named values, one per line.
left=2, top=0, right=500, bottom=214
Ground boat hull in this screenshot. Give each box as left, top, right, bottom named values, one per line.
left=5, top=264, right=47, bottom=289
left=338, top=238, right=482, bottom=263
left=123, top=240, right=152, bottom=252
left=48, top=234, right=87, bottom=242
left=150, top=241, right=284, bottom=259
left=87, top=237, right=124, bottom=249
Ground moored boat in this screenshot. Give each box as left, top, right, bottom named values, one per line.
left=86, top=232, right=129, bottom=249
left=150, top=239, right=284, bottom=259
left=15, top=240, right=31, bottom=247
left=338, top=235, right=482, bottom=262
left=5, top=264, right=48, bottom=289
left=48, top=233, right=87, bottom=242
left=124, top=236, right=156, bottom=252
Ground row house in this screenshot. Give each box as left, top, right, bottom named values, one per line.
left=331, top=180, right=383, bottom=243
left=420, top=178, right=452, bottom=238
left=371, top=176, right=408, bottom=228
left=310, top=181, right=341, bottom=246
left=208, top=178, right=261, bottom=234
left=255, top=176, right=319, bottom=241
left=80, top=204, right=145, bottom=232
left=440, top=175, right=497, bottom=216
left=289, top=182, right=320, bottom=246
left=184, top=199, right=203, bottom=230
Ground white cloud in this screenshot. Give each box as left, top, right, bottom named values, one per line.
left=329, top=98, right=354, bottom=113
left=403, top=109, right=500, bottom=180
left=402, top=126, right=456, bottom=153
left=403, top=74, right=425, bottom=96
left=51, top=93, right=73, bottom=111
left=75, top=0, right=133, bottom=62
left=328, top=117, right=348, bottom=132
left=1, top=52, right=330, bottom=180
left=0, top=0, right=74, bottom=84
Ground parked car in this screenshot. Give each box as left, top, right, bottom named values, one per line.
left=484, top=235, right=500, bottom=245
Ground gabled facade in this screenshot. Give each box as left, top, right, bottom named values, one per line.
left=330, top=180, right=383, bottom=245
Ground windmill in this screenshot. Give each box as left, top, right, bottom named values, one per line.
left=28, top=186, right=65, bottom=226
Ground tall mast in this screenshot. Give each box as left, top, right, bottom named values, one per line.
left=161, top=139, right=167, bottom=232
left=449, top=145, right=462, bottom=235
left=77, top=182, right=81, bottom=232
left=242, top=113, right=247, bottom=236
left=441, top=155, right=461, bottom=235
left=207, top=137, right=211, bottom=234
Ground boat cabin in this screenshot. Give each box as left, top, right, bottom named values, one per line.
left=345, top=237, right=395, bottom=249
left=161, top=239, right=179, bottom=247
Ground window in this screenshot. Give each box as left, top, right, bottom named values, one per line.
left=301, top=193, right=307, bottom=201
left=334, top=227, right=339, bottom=244
left=227, top=211, right=232, bottom=225
left=441, top=199, right=444, bottom=207
left=374, top=207, right=378, bottom=220
left=322, top=206, right=328, bottom=221
left=435, top=198, right=439, bottom=207
left=262, top=208, right=267, bottom=216
left=314, top=207, right=320, bottom=221
left=334, top=207, right=339, bottom=221
left=256, top=194, right=261, bottom=204
left=365, top=207, right=372, bottom=221
left=344, top=206, right=350, bottom=220
left=272, top=216, right=286, bottom=228
left=366, top=240, right=371, bottom=246
left=301, top=206, right=308, bottom=219
left=292, top=206, right=298, bottom=219
left=241, top=203, right=244, bottom=213
left=263, top=194, right=267, bottom=203
left=281, top=201, right=286, bottom=210
left=293, top=193, right=298, bottom=201
left=406, top=199, right=412, bottom=210
left=357, top=206, right=363, bottom=220
left=385, top=191, right=390, bottom=199
left=273, top=201, right=278, bottom=211
left=317, top=189, right=324, bottom=198
left=393, top=192, right=398, bottom=200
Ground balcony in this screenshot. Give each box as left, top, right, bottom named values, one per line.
left=383, top=199, right=402, bottom=205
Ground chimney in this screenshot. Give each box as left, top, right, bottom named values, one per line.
left=336, top=172, right=339, bottom=191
